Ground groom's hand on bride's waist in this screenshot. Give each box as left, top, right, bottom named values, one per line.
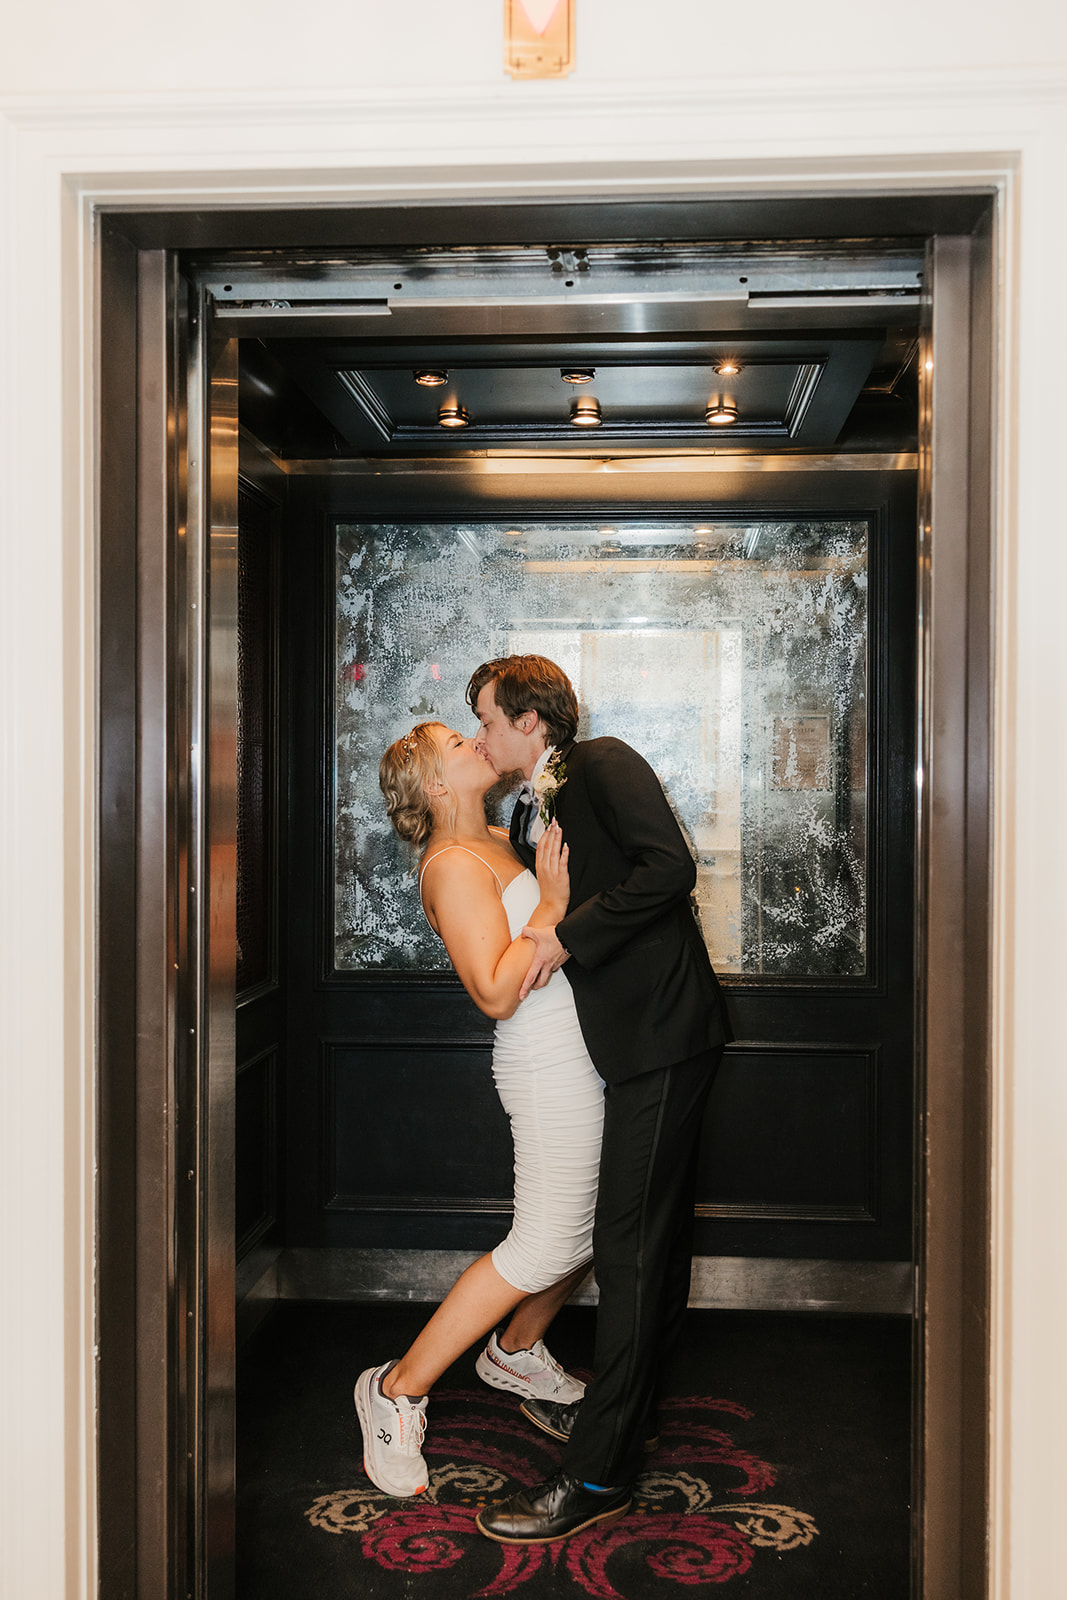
left=519, top=924, right=570, bottom=999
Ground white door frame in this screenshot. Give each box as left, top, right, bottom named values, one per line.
left=3, top=72, right=1065, bottom=1599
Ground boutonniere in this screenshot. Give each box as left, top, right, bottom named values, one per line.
left=533, top=750, right=567, bottom=825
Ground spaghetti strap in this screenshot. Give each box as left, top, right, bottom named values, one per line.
left=418, top=845, right=505, bottom=908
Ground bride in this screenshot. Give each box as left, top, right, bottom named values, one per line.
left=354, top=720, right=605, bottom=1497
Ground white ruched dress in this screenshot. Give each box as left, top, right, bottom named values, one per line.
left=419, top=851, right=604, bottom=1294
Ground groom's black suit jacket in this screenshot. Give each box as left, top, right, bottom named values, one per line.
left=509, top=736, right=729, bottom=1086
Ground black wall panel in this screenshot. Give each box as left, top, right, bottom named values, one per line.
left=697, top=1046, right=877, bottom=1220
left=236, top=1048, right=279, bottom=1254
left=323, top=1042, right=511, bottom=1211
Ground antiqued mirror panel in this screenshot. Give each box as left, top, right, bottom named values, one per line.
left=333, top=518, right=868, bottom=977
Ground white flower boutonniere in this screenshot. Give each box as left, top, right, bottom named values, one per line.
left=533, top=750, right=567, bottom=826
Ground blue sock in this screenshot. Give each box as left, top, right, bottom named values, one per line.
left=583, top=1481, right=610, bottom=1493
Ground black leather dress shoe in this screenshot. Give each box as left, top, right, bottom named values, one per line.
left=519, top=1396, right=580, bottom=1442
left=521, top=1396, right=659, bottom=1453
left=476, top=1470, right=631, bottom=1544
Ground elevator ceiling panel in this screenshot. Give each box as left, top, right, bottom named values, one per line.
left=209, top=244, right=922, bottom=459
left=273, top=336, right=880, bottom=451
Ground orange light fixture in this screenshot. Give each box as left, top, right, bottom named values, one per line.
left=570, top=396, right=602, bottom=427
left=705, top=404, right=739, bottom=426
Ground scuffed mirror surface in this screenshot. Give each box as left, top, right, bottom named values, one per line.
left=334, top=519, right=868, bottom=978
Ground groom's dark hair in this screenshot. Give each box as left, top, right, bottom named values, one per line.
left=467, top=655, right=579, bottom=747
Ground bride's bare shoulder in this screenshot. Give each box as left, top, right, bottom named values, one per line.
left=421, top=839, right=504, bottom=882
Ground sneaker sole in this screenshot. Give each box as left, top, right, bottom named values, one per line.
left=353, top=1375, right=428, bottom=1499
left=476, top=1352, right=584, bottom=1403
left=476, top=1498, right=631, bottom=1544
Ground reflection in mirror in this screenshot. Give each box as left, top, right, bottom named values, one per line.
left=334, top=518, right=868, bottom=977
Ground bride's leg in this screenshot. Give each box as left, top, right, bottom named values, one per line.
left=498, top=1260, right=591, bottom=1352
left=382, top=1253, right=525, bottom=1399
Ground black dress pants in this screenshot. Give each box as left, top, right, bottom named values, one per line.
left=561, top=1045, right=722, bottom=1486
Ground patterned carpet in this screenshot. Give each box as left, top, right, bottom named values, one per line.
left=237, top=1303, right=910, bottom=1598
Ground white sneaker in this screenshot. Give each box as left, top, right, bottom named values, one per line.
left=475, top=1332, right=586, bottom=1404
left=354, top=1361, right=429, bottom=1497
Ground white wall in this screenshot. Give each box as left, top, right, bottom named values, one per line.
left=3, top=0, right=1066, bottom=93
left=1, top=6, right=1066, bottom=1599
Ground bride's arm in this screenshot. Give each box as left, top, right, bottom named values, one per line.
left=527, top=823, right=571, bottom=931
left=423, top=841, right=569, bottom=1020
left=518, top=824, right=574, bottom=998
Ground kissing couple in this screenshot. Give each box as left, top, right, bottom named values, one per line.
left=357, top=652, right=729, bottom=1543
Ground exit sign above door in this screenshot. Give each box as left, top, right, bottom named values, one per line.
left=505, top=0, right=575, bottom=78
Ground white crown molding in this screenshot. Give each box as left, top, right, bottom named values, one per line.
left=1, top=63, right=1065, bottom=133
left=0, top=66, right=1050, bottom=212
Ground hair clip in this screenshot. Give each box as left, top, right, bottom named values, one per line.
left=400, top=730, right=418, bottom=762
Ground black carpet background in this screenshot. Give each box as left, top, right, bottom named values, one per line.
left=237, top=1303, right=910, bottom=1599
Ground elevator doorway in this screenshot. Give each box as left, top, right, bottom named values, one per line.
left=97, top=196, right=994, bottom=1600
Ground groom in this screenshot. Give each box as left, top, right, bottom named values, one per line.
left=467, top=654, right=729, bottom=1543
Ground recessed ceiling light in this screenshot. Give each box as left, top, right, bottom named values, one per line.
left=714, top=360, right=743, bottom=377
left=414, top=369, right=448, bottom=386
left=570, top=396, right=602, bottom=427
left=504, top=528, right=524, bottom=537
left=561, top=367, right=595, bottom=384
left=705, top=404, right=739, bottom=426
left=438, top=403, right=470, bottom=428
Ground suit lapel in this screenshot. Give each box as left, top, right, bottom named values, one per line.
left=509, top=793, right=537, bottom=870
left=551, top=739, right=578, bottom=830
left=510, top=740, right=576, bottom=870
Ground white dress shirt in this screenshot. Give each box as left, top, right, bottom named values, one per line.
left=522, top=747, right=556, bottom=846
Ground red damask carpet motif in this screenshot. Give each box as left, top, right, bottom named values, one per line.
left=305, top=1391, right=818, bottom=1599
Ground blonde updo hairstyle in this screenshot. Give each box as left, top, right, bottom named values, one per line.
left=380, top=721, right=455, bottom=853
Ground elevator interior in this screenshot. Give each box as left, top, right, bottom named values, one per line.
left=215, top=236, right=924, bottom=1332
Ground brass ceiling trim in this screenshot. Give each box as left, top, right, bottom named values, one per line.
left=241, top=438, right=916, bottom=478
